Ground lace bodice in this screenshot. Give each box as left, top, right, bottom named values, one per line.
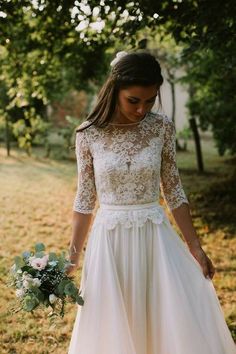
left=73, top=112, right=188, bottom=214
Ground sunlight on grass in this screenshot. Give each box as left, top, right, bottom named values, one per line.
left=0, top=137, right=235, bottom=352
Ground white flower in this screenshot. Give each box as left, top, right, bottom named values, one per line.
left=110, top=51, right=128, bottom=67
left=32, top=278, right=41, bottom=287
left=49, top=294, right=57, bottom=304
left=16, top=288, right=25, bottom=298
left=16, top=281, right=21, bottom=288
left=23, top=280, right=30, bottom=289
left=29, top=255, right=49, bottom=271
left=22, top=272, right=32, bottom=281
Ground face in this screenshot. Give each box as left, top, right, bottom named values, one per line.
left=116, top=84, right=159, bottom=124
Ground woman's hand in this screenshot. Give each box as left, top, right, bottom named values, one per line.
left=66, top=250, right=80, bottom=276
left=189, top=245, right=216, bottom=280
left=66, top=262, right=79, bottom=276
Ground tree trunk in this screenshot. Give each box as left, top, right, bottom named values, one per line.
left=189, top=117, right=204, bottom=173
left=5, top=115, right=11, bottom=157
left=188, top=84, right=204, bottom=172
left=170, top=81, right=176, bottom=125
left=169, top=76, right=182, bottom=150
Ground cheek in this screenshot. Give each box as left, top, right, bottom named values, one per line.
left=118, top=98, right=132, bottom=112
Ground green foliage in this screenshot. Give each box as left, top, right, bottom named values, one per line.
left=0, top=0, right=108, bottom=152
left=10, top=242, right=84, bottom=318
left=58, top=115, right=82, bottom=148
left=14, top=256, right=25, bottom=270
left=181, top=47, right=236, bottom=155
left=0, top=0, right=235, bottom=155
left=177, top=126, right=192, bottom=140
left=23, top=294, right=40, bottom=312
left=34, top=243, right=46, bottom=253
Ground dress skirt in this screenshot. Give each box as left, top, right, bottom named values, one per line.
left=68, top=202, right=236, bottom=354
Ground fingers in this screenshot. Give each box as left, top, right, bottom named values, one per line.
left=207, top=258, right=216, bottom=279
left=204, top=258, right=216, bottom=280
left=202, top=262, right=210, bottom=279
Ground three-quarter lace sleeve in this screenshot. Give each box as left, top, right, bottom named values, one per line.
left=73, top=129, right=97, bottom=214
left=160, top=116, right=189, bottom=210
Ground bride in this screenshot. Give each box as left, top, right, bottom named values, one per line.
left=67, top=51, right=236, bottom=354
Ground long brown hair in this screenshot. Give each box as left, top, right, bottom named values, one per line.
left=77, top=51, right=164, bottom=132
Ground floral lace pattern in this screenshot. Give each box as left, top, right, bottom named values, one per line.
left=92, top=205, right=168, bottom=230
left=73, top=112, right=188, bottom=215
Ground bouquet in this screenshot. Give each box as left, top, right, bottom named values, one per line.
left=9, top=243, right=84, bottom=317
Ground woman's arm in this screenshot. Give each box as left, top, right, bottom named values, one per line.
left=67, top=126, right=97, bottom=274
left=67, top=211, right=93, bottom=274
left=160, top=116, right=215, bottom=280
left=172, top=203, right=215, bottom=280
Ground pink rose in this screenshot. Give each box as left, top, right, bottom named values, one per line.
left=29, top=255, right=49, bottom=271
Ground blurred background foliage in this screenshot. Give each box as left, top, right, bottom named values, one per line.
left=0, top=0, right=235, bottom=157
left=0, top=2, right=236, bottom=350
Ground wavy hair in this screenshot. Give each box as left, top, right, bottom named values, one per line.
left=76, top=51, right=164, bottom=132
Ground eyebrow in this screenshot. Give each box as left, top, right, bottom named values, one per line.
left=127, top=95, right=157, bottom=101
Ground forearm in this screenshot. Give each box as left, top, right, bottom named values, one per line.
left=69, top=211, right=93, bottom=266
left=171, top=203, right=202, bottom=250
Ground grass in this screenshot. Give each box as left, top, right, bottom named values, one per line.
left=0, top=136, right=235, bottom=353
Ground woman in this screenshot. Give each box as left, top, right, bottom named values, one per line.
left=68, top=51, right=236, bottom=354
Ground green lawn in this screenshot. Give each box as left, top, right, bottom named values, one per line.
left=0, top=137, right=235, bottom=353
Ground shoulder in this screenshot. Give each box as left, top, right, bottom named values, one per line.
left=148, top=112, right=174, bottom=134
left=76, top=120, right=93, bottom=132
left=75, top=120, right=97, bottom=138
left=149, top=111, right=172, bottom=124
left=147, top=111, right=172, bottom=125
left=74, top=121, right=91, bottom=149
left=75, top=120, right=102, bottom=149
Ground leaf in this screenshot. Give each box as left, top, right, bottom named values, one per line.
left=57, top=257, right=66, bottom=271
left=23, top=295, right=39, bottom=312
left=14, top=256, right=25, bottom=269
left=64, top=282, right=77, bottom=296
left=21, top=265, right=37, bottom=276
left=34, top=251, right=45, bottom=258
left=48, top=261, right=58, bottom=267
left=35, top=243, right=45, bottom=252
left=48, top=252, right=58, bottom=262
left=76, top=295, right=84, bottom=306
left=31, top=288, right=44, bottom=302
left=56, top=279, right=70, bottom=295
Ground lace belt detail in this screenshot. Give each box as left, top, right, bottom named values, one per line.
left=93, top=201, right=167, bottom=230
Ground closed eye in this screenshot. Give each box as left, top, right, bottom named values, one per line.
left=128, top=98, right=156, bottom=104
left=128, top=99, right=139, bottom=104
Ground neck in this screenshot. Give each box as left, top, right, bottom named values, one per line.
left=111, top=110, right=146, bottom=125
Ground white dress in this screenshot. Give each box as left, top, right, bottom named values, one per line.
left=68, top=112, right=236, bottom=354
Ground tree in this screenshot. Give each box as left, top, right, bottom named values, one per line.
left=0, top=0, right=109, bottom=154
left=0, top=0, right=235, bottom=155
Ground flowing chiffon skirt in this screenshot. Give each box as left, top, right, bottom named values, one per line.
left=68, top=202, right=236, bottom=354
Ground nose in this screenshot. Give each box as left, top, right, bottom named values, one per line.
left=136, top=106, right=146, bottom=115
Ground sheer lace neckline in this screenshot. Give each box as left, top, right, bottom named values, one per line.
left=109, top=112, right=149, bottom=126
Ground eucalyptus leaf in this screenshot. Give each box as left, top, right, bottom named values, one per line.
left=57, top=258, right=66, bottom=271
left=34, top=251, right=45, bottom=258
left=23, top=295, right=39, bottom=312
left=31, top=288, right=44, bottom=302
left=14, top=256, right=25, bottom=269
left=35, top=243, right=45, bottom=252
left=57, top=279, right=70, bottom=295
left=76, top=295, right=84, bottom=306
left=64, top=283, right=77, bottom=296
left=48, top=252, right=58, bottom=262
